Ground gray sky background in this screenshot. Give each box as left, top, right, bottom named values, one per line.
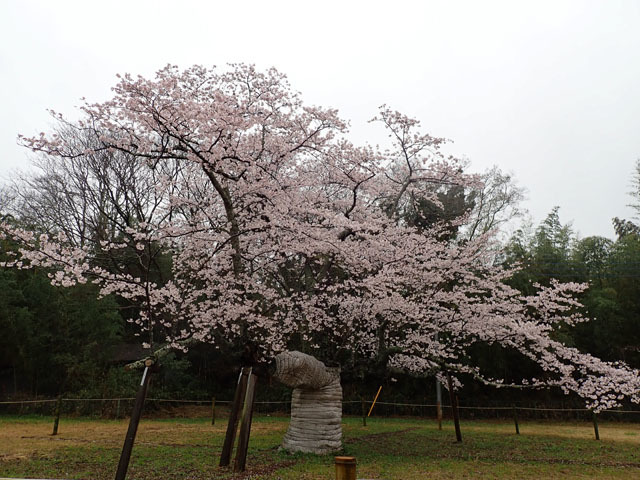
left=1, top=0, right=639, bottom=239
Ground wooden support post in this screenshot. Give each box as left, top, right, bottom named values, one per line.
left=513, top=406, right=520, bottom=435
left=220, top=367, right=251, bottom=467
left=592, top=411, right=600, bottom=440
left=233, top=372, right=258, bottom=472
left=436, top=376, right=443, bottom=430
left=51, top=395, right=62, bottom=436
left=368, top=386, right=382, bottom=417
left=116, top=399, right=121, bottom=419
left=446, top=372, right=462, bottom=442
left=361, top=398, right=367, bottom=427
left=211, top=397, right=216, bottom=426
left=114, top=362, right=153, bottom=480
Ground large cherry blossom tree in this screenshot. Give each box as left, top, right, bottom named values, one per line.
left=3, top=64, right=639, bottom=411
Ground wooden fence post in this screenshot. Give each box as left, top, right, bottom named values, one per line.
left=114, top=361, right=154, bottom=480
left=361, top=398, right=367, bottom=427
left=592, top=411, right=600, bottom=440
left=513, top=406, right=520, bottom=435
left=211, top=397, right=216, bottom=426
left=51, top=395, right=62, bottom=436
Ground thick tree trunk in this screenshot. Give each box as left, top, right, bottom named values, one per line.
left=273, top=351, right=342, bottom=454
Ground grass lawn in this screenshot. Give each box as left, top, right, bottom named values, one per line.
left=1, top=410, right=639, bottom=479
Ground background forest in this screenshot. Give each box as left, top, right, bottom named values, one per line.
left=1, top=143, right=639, bottom=410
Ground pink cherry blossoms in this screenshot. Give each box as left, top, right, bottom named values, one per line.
left=3, top=64, right=639, bottom=411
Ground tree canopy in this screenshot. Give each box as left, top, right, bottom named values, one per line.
left=2, top=64, right=639, bottom=410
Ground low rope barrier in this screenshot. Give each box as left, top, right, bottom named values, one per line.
left=1, top=398, right=639, bottom=414
left=3, top=396, right=638, bottom=443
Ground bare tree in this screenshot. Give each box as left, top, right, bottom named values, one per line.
left=628, top=159, right=640, bottom=221
left=462, top=166, right=527, bottom=242
left=11, top=124, right=163, bottom=247
left=9, top=122, right=188, bottom=345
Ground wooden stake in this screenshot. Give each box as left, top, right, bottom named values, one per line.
left=446, top=372, right=462, bottom=442
left=361, top=398, right=367, bottom=427
left=513, top=406, right=520, bottom=435
left=211, top=397, right=216, bottom=426
left=233, top=372, right=257, bottom=472
left=367, top=386, right=382, bottom=417
left=220, top=367, right=251, bottom=467
left=592, top=411, right=600, bottom=440
left=51, top=395, right=62, bottom=436
left=114, top=364, right=153, bottom=480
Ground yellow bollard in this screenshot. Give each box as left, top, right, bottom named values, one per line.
left=335, top=456, right=356, bottom=480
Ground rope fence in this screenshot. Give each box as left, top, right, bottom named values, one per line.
left=2, top=396, right=639, bottom=442
left=2, top=397, right=639, bottom=419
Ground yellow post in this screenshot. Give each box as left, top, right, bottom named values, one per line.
left=367, top=386, right=383, bottom=417
left=335, top=456, right=356, bottom=480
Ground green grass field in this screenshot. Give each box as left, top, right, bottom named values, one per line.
left=1, top=411, right=639, bottom=479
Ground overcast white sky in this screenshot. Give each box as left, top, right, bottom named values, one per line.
left=1, top=0, right=639, bottom=239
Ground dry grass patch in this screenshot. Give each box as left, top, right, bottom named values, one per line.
left=1, top=415, right=639, bottom=479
